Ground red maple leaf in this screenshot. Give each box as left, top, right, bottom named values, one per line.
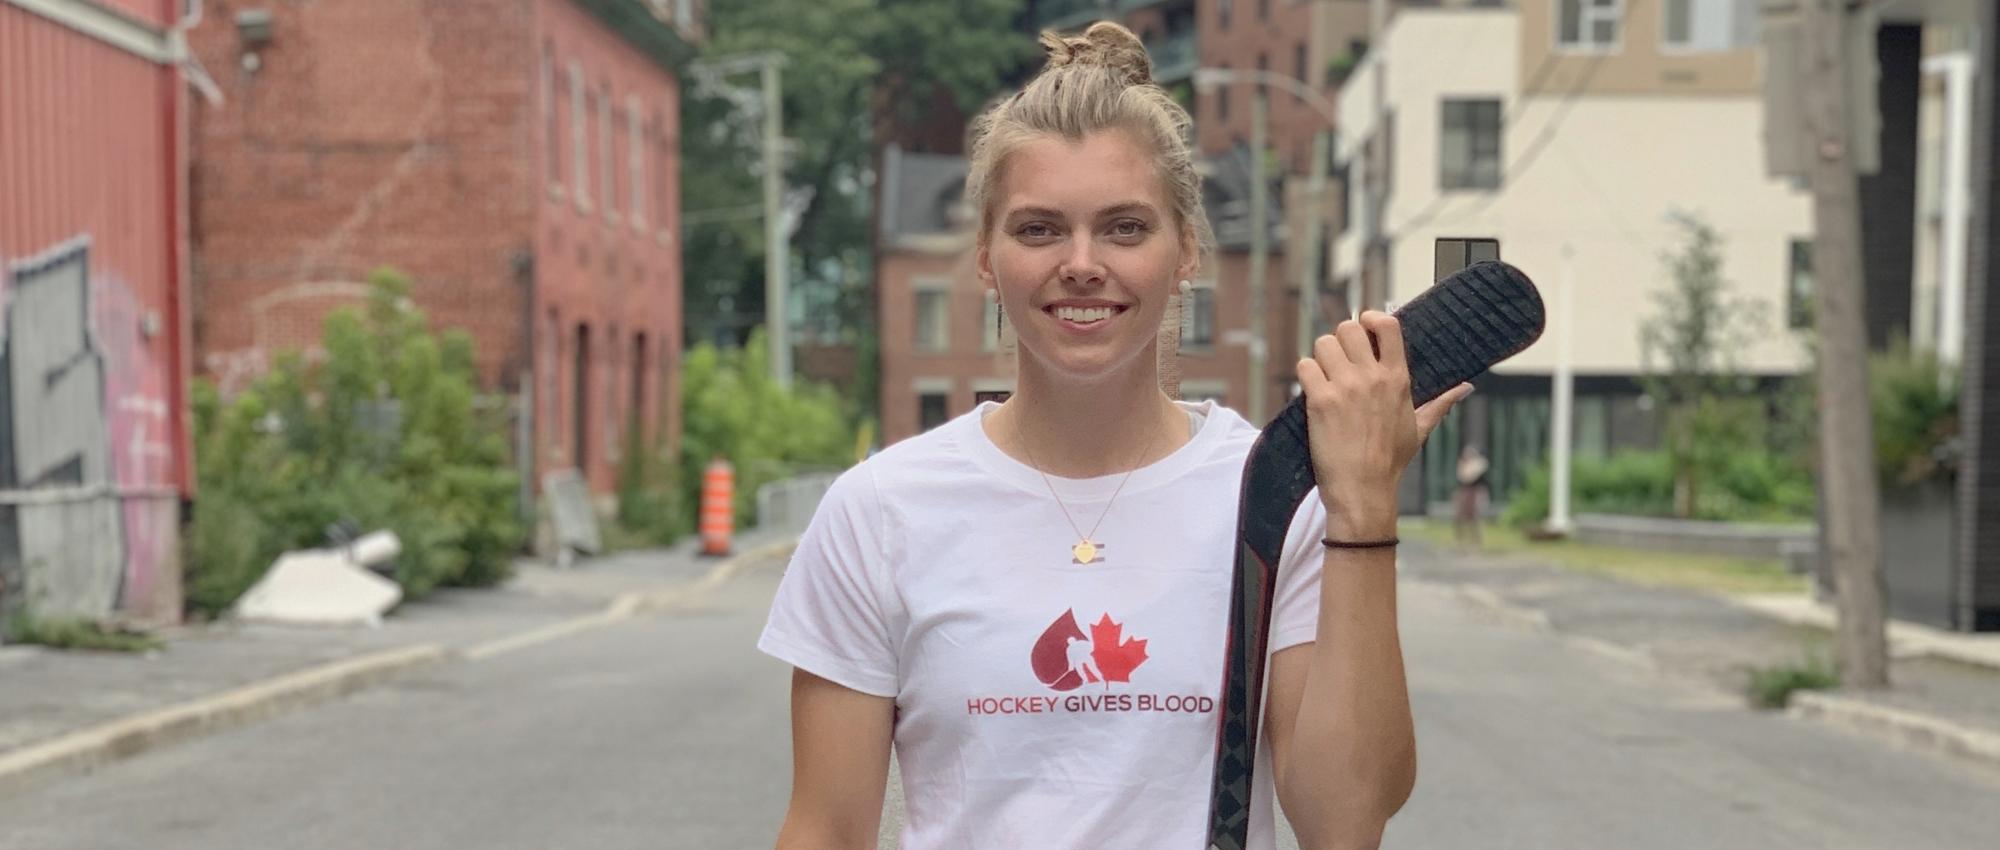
left=1089, top=613, right=1149, bottom=683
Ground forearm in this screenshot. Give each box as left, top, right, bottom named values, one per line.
left=1281, top=507, right=1417, bottom=847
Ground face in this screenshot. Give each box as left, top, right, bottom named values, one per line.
left=977, top=130, right=1197, bottom=384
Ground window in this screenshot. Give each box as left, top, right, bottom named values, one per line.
left=569, top=64, right=590, bottom=209
left=600, top=86, right=617, bottom=221
left=628, top=96, right=646, bottom=228
left=543, top=46, right=560, bottom=192
left=1219, top=0, right=1232, bottom=30
left=982, top=292, right=1000, bottom=353
left=1434, top=238, right=1502, bottom=281
left=1186, top=284, right=1216, bottom=350
left=1258, top=0, right=1269, bottom=22
left=1294, top=43, right=1308, bottom=87
left=1440, top=98, right=1503, bottom=190
left=1663, top=0, right=1759, bottom=52
left=1182, top=380, right=1227, bottom=406
left=1788, top=239, right=1814, bottom=329
left=918, top=392, right=950, bottom=432
left=1558, top=0, right=1623, bottom=51
left=914, top=285, right=950, bottom=352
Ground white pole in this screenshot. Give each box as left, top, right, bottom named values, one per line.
left=1549, top=243, right=1576, bottom=534
left=1925, top=52, right=1972, bottom=370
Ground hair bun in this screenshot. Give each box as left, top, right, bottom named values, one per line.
left=1039, top=21, right=1153, bottom=88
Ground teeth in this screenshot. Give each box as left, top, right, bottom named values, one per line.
left=1056, top=306, right=1115, bottom=323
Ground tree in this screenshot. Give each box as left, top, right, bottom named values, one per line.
left=678, top=1, right=1035, bottom=404
left=1638, top=213, right=1772, bottom=519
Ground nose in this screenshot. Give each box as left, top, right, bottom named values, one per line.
left=1058, top=239, right=1106, bottom=288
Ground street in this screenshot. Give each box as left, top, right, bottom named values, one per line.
left=3, top=557, right=1998, bottom=850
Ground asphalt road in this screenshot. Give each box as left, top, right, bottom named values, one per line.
left=3, top=558, right=1997, bottom=849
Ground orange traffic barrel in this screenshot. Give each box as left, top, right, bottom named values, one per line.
left=700, top=457, right=735, bottom=556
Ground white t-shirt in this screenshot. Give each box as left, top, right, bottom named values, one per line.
left=758, top=399, right=1327, bottom=850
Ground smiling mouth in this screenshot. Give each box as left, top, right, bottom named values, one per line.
left=1045, top=305, right=1129, bottom=327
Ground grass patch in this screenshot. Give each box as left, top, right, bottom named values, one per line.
left=1745, top=657, right=1840, bottom=709
left=5, top=613, right=164, bottom=653
left=1403, top=519, right=1807, bottom=596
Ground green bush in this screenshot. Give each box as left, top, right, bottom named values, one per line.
left=1871, top=342, right=1959, bottom=489
left=678, top=329, right=856, bottom=529
left=612, top=407, right=689, bottom=549
left=1502, top=446, right=1813, bottom=527
left=184, top=268, right=523, bottom=617
left=1745, top=656, right=1839, bottom=709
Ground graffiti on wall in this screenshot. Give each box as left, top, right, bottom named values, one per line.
left=0, top=239, right=176, bottom=624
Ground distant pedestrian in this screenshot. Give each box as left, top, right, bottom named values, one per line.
left=1454, top=445, right=1490, bottom=550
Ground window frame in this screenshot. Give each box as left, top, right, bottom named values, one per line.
left=912, top=280, right=952, bottom=353
left=1439, top=97, right=1504, bottom=191
left=1555, top=0, right=1626, bottom=55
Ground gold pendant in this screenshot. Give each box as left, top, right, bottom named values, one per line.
left=1072, top=539, right=1100, bottom=564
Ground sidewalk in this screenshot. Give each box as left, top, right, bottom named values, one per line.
left=1399, top=538, right=2000, bottom=769
left=0, top=529, right=798, bottom=794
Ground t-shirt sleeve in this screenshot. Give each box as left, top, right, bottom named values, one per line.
left=1267, top=490, right=1326, bottom=653
left=756, top=463, right=901, bottom=698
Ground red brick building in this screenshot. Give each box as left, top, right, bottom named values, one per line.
left=0, top=0, right=196, bottom=625
left=187, top=0, right=698, bottom=500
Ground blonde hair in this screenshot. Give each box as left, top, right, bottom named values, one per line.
left=964, top=22, right=1214, bottom=268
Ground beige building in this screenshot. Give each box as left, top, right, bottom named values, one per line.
left=1330, top=0, right=1815, bottom=503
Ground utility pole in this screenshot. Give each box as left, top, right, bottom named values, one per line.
left=1549, top=243, right=1576, bottom=534
left=1248, top=90, right=1270, bottom=422
left=760, top=61, right=791, bottom=389
left=1299, top=130, right=1330, bottom=360
left=1801, top=0, right=1888, bottom=687
left=692, top=52, right=791, bottom=388
left=1365, top=0, right=1390, bottom=311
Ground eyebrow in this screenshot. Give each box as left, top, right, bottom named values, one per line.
left=1003, top=202, right=1162, bottom=221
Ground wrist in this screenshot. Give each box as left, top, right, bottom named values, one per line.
left=1323, top=494, right=1399, bottom=540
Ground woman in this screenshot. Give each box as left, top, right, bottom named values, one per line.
left=1454, top=445, right=1490, bottom=550
left=759, top=22, right=1470, bottom=849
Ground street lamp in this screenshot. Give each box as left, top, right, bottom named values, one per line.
left=1193, top=66, right=1338, bottom=421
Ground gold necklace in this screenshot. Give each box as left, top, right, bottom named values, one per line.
left=1018, top=411, right=1173, bottom=565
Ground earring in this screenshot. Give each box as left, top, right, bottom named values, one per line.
left=1178, top=280, right=1194, bottom=340
left=988, top=289, right=1003, bottom=340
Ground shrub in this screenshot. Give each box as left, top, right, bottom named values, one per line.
left=1745, top=657, right=1839, bottom=709
left=1871, top=342, right=1959, bottom=489
left=183, top=268, right=523, bottom=617
left=678, top=329, right=856, bottom=529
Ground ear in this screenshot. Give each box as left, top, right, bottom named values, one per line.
left=976, top=237, right=995, bottom=285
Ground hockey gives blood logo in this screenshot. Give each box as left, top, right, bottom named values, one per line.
left=1029, top=608, right=1149, bottom=691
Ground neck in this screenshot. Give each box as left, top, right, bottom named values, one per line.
left=984, top=341, right=1190, bottom=478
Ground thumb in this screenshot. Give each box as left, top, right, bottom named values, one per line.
left=1416, top=383, right=1474, bottom=438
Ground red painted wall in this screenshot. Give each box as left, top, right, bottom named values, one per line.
left=0, top=2, right=192, bottom=621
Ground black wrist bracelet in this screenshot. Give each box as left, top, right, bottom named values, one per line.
left=1321, top=537, right=1400, bottom=550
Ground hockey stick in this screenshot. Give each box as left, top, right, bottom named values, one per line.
left=1204, top=260, right=1546, bottom=850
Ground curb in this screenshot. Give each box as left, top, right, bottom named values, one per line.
left=0, top=537, right=801, bottom=796
left=1788, top=691, right=2000, bottom=768
left=1428, top=578, right=2000, bottom=771
left=0, top=644, right=446, bottom=795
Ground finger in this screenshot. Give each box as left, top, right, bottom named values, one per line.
left=1313, top=333, right=1350, bottom=381
left=1333, top=319, right=1374, bottom=365
left=1359, top=311, right=1406, bottom=372
left=1295, top=357, right=1332, bottom=399
left=1416, top=383, right=1475, bottom=437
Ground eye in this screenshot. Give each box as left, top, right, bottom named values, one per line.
left=1017, top=222, right=1058, bottom=240
left=1109, top=219, right=1149, bottom=239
